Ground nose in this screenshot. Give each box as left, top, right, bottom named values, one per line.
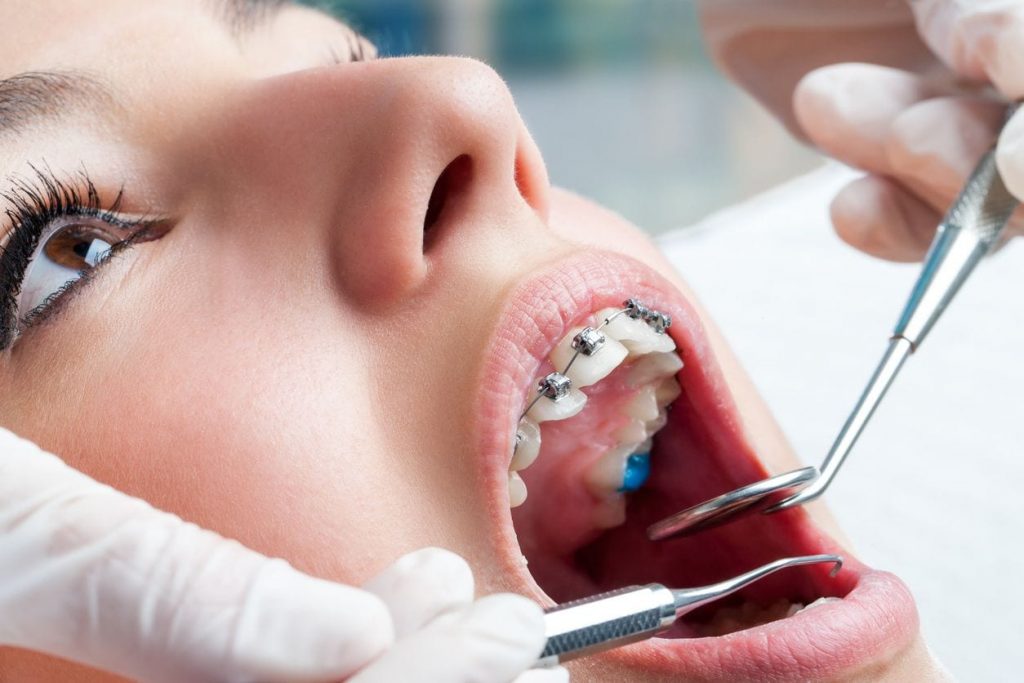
left=194, top=57, right=550, bottom=306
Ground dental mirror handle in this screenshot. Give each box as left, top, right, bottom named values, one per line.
left=773, top=145, right=1018, bottom=512
left=893, top=147, right=1017, bottom=347
left=534, top=554, right=842, bottom=667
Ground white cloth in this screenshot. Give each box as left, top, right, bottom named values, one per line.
left=658, top=163, right=1024, bottom=682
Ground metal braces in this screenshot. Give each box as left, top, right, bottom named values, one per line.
left=538, top=372, right=571, bottom=401
left=572, top=326, right=606, bottom=356
left=517, top=298, right=672, bottom=428
left=625, top=297, right=671, bottom=333
left=646, top=311, right=672, bottom=334
left=624, top=298, right=648, bottom=320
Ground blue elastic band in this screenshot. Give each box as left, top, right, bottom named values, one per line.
left=618, top=452, right=651, bottom=493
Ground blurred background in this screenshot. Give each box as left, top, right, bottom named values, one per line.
left=301, top=0, right=821, bottom=234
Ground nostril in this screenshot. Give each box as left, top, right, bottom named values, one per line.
left=514, top=154, right=530, bottom=201
left=423, top=154, right=473, bottom=247
left=512, top=131, right=551, bottom=219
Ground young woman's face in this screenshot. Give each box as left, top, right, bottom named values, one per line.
left=0, top=1, right=942, bottom=680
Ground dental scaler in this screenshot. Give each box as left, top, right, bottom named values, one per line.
left=648, top=122, right=1020, bottom=540
left=534, top=554, right=841, bottom=667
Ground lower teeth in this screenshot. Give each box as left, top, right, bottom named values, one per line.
left=695, top=596, right=843, bottom=637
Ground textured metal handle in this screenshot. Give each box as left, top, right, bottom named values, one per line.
left=893, top=148, right=1019, bottom=346
left=946, top=149, right=1018, bottom=244
left=536, top=584, right=676, bottom=667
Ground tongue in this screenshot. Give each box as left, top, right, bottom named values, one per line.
left=512, top=365, right=644, bottom=594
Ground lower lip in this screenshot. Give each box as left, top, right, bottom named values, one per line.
left=597, top=566, right=917, bottom=679
left=475, top=250, right=918, bottom=679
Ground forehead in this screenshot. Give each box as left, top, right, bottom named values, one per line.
left=0, top=0, right=347, bottom=174
left=0, top=0, right=340, bottom=80
left=1, top=1, right=207, bottom=74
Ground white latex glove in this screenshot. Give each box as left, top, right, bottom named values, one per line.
left=699, top=0, right=1024, bottom=262
left=0, top=428, right=564, bottom=683
left=697, top=0, right=934, bottom=139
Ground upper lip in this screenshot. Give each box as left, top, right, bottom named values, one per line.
left=474, top=249, right=918, bottom=680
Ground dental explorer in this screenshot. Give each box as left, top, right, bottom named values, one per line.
left=534, top=554, right=842, bottom=667
left=648, top=133, right=1019, bottom=541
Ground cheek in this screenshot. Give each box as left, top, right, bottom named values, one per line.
left=0, top=235, right=510, bottom=583
left=0, top=293, right=425, bottom=583
left=549, top=187, right=658, bottom=257
left=548, top=187, right=696, bottom=300
left=548, top=187, right=693, bottom=297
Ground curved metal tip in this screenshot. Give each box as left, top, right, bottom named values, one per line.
left=671, top=554, right=844, bottom=616
left=778, top=553, right=842, bottom=575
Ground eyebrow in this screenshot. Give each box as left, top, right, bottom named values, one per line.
left=0, top=71, right=115, bottom=138
left=211, top=0, right=291, bottom=35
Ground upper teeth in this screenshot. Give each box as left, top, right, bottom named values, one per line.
left=511, top=417, right=541, bottom=471
left=526, top=385, right=587, bottom=424
left=508, top=301, right=682, bottom=516
left=508, top=472, right=528, bottom=507
left=600, top=308, right=675, bottom=355
left=628, top=351, right=684, bottom=387
left=550, top=326, right=628, bottom=388
left=507, top=418, right=542, bottom=507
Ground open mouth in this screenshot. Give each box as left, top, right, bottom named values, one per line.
left=477, top=251, right=918, bottom=680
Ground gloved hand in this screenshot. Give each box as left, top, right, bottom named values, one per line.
left=699, top=0, right=1024, bottom=262
left=697, top=0, right=933, bottom=140
left=0, top=428, right=565, bottom=683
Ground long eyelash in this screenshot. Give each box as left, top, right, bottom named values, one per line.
left=19, top=278, right=78, bottom=330
left=0, top=165, right=129, bottom=348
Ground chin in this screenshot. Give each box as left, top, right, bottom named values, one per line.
left=471, top=248, right=940, bottom=681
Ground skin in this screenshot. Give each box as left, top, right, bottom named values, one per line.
left=0, top=1, right=945, bottom=680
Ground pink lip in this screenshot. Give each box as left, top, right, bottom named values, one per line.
left=474, top=250, right=918, bottom=679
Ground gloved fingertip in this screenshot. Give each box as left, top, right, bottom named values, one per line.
left=997, top=111, right=1024, bottom=203
left=464, top=594, right=547, bottom=655
left=830, top=176, right=889, bottom=244
left=885, top=96, right=1004, bottom=194
left=233, top=560, right=395, bottom=680
left=934, top=5, right=1024, bottom=100
left=363, top=547, right=474, bottom=638
left=792, top=66, right=843, bottom=145
left=794, top=64, right=934, bottom=170
left=347, top=594, right=547, bottom=683
left=909, top=0, right=989, bottom=82
left=831, top=176, right=937, bottom=262
left=392, top=547, right=473, bottom=585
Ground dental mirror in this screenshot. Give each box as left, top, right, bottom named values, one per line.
left=646, top=466, right=817, bottom=540
left=648, top=137, right=1018, bottom=542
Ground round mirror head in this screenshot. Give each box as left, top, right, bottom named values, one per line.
left=646, top=466, right=818, bottom=540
